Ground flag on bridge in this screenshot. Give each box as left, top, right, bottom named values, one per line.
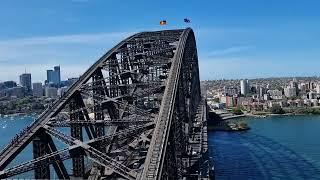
left=160, top=20, right=167, bottom=25
left=184, top=18, right=191, bottom=23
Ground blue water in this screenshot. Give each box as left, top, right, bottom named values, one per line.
left=0, top=116, right=76, bottom=178
left=209, top=115, right=320, bottom=180
left=0, top=116, right=34, bottom=150
left=3, top=115, right=320, bottom=179
left=0, top=116, right=34, bottom=178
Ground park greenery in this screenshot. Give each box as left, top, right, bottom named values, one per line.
left=0, top=97, right=46, bottom=115
left=302, top=108, right=320, bottom=114
left=212, top=97, right=220, bottom=103
left=284, top=107, right=320, bottom=115
left=270, top=104, right=285, bottom=114
left=232, top=107, right=244, bottom=115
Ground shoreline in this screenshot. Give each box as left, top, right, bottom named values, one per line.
left=248, top=112, right=320, bottom=117
left=218, top=112, right=320, bottom=120
left=0, top=113, right=37, bottom=118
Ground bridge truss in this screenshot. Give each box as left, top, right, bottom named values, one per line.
left=0, top=28, right=211, bottom=179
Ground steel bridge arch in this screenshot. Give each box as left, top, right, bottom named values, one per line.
left=0, top=28, right=210, bottom=180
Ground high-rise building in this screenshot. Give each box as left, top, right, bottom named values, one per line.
left=259, top=86, right=266, bottom=99
left=290, top=78, right=298, bottom=96
left=47, top=70, right=53, bottom=84
left=316, top=84, right=320, bottom=94
left=5, top=86, right=25, bottom=98
left=32, top=82, right=43, bottom=97
left=263, top=94, right=270, bottom=101
left=267, top=89, right=283, bottom=100
left=54, top=66, right=61, bottom=85
left=45, top=87, right=58, bottom=98
left=3, top=81, right=17, bottom=89
left=299, top=83, right=307, bottom=94
left=0, top=81, right=17, bottom=91
left=309, top=92, right=317, bottom=100
left=47, top=66, right=61, bottom=86
left=66, top=77, right=78, bottom=86
left=240, top=80, right=248, bottom=95
left=223, top=86, right=238, bottom=96
left=284, top=86, right=296, bottom=98
left=57, top=86, right=68, bottom=97
left=19, top=73, right=32, bottom=93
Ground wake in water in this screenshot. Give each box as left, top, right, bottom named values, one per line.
left=0, top=121, right=7, bottom=129
left=210, top=132, right=320, bottom=180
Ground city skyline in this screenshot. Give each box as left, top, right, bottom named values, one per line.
left=1, top=1, right=320, bottom=81
left=1, top=65, right=66, bottom=85
left=1, top=2, right=320, bottom=178
left=2, top=67, right=320, bottom=86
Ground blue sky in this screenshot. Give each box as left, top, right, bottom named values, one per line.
left=1, top=0, right=320, bottom=82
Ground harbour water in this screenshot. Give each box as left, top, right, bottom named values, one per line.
left=0, top=116, right=73, bottom=178
left=0, top=116, right=34, bottom=178
left=210, top=115, right=320, bottom=179
left=0, top=115, right=34, bottom=150
left=2, top=115, right=320, bottom=179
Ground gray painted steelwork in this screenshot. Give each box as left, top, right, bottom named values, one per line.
left=0, top=28, right=211, bottom=179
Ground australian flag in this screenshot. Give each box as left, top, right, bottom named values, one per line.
left=184, top=18, right=191, bottom=23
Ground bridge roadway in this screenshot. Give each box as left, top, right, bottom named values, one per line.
left=0, top=28, right=212, bottom=179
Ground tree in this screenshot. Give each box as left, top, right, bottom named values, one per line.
left=233, top=107, right=244, bottom=115
left=212, top=97, right=220, bottom=103
left=0, top=106, right=4, bottom=114
left=270, top=104, right=285, bottom=114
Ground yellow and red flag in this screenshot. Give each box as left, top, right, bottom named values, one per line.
left=160, top=20, right=167, bottom=25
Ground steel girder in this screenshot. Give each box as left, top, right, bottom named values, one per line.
left=0, top=28, right=207, bottom=180
left=140, top=28, right=202, bottom=180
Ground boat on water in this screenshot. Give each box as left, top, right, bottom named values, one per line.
left=228, top=122, right=250, bottom=131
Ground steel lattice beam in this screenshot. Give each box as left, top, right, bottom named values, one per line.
left=0, top=28, right=210, bottom=180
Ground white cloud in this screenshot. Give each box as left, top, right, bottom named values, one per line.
left=0, top=63, right=90, bottom=83
left=0, top=27, right=256, bottom=82
left=208, top=46, right=254, bottom=56
left=198, top=57, right=257, bottom=80
left=0, top=31, right=135, bottom=82
left=71, top=0, right=90, bottom=2
left=198, top=55, right=320, bottom=80
left=0, top=32, right=133, bottom=47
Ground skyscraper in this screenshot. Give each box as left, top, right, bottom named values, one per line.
left=54, top=66, right=61, bottom=85
left=32, top=82, right=43, bottom=97
left=240, top=79, right=248, bottom=95
left=284, top=86, right=296, bottom=98
left=290, top=78, right=298, bottom=96
left=0, top=81, right=17, bottom=91
left=19, top=73, right=32, bottom=93
left=47, top=70, right=53, bottom=84
left=45, top=86, right=58, bottom=98
left=46, top=66, right=61, bottom=86
left=316, top=84, right=320, bottom=94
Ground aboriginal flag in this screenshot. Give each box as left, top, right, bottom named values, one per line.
left=160, top=20, right=167, bottom=25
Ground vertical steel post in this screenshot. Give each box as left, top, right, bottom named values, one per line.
left=70, top=97, right=85, bottom=177
left=93, top=69, right=105, bottom=139
left=33, top=136, right=50, bottom=179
